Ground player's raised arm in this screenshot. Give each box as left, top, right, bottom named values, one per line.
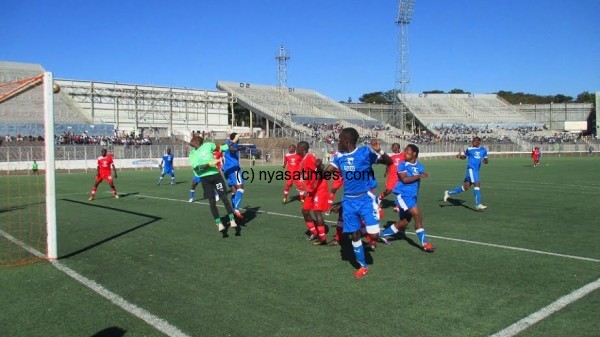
left=370, top=139, right=392, bottom=165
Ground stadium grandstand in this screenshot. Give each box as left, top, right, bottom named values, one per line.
left=217, top=81, right=400, bottom=154
left=1, top=61, right=597, bottom=159
left=0, top=61, right=95, bottom=137
left=394, top=92, right=597, bottom=152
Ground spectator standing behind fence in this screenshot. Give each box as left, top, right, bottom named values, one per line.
left=32, top=160, right=39, bottom=175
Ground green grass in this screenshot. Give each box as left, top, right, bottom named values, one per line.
left=1, top=156, right=599, bottom=337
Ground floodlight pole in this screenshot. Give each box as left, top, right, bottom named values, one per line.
left=393, top=0, right=415, bottom=133
left=275, top=45, right=291, bottom=130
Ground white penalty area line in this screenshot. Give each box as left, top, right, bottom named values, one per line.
left=490, top=277, right=600, bottom=337
left=137, top=194, right=600, bottom=263
left=0, top=228, right=191, bottom=337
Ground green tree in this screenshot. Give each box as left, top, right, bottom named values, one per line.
left=358, top=91, right=389, bottom=104
left=449, top=88, right=470, bottom=94
left=423, top=90, right=445, bottom=94
left=575, top=91, right=595, bottom=103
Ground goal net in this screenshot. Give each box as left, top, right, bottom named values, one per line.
left=0, top=72, right=57, bottom=267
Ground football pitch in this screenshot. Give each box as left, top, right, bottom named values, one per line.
left=1, top=156, right=599, bottom=337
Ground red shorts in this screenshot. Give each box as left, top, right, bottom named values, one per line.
left=95, top=175, right=113, bottom=183
left=285, top=177, right=303, bottom=190
left=385, top=174, right=398, bottom=191
left=303, top=188, right=329, bottom=211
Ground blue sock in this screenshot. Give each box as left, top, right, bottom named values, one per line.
left=448, top=185, right=464, bottom=195
left=157, top=177, right=163, bottom=184
left=382, top=225, right=398, bottom=237
left=352, top=240, right=367, bottom=268
left=474, top=187, right=481, bottom=205
left=189, top=190, right=195, bottom=199
left=416, top=228, right=428, bottom=246
left=234, top=189, right=244, bottom=210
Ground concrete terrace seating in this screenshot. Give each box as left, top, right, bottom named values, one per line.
left=400, top=93, right=533, bottom=126
left=0, top=61, right=92, bottom=125
left=217, top=81, right=385, bottom=135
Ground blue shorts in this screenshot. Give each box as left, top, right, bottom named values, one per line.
left=396, top=193, right=417, bottom=211
left=341, top=191, right=380, bottom=233
left=225, top=168, right=244, bottom=187
left=464, top=168, right=480, bottom=184
left=192, top=176, right=201, bottom=184
left=162, top=167, right=175, bottom=176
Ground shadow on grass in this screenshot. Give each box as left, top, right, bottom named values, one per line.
left=91, top=327, right=126, bottom=337
left=439, top=198, right=478, bottom=212
left=0, top=205, right=26, bottom=213
left=282, top=194, right=303, bottom=205
left=220, top=206, right=261, bottom=238
left=59, top=198, right=161, bottom=259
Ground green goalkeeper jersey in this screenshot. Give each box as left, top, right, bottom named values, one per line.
left=189, top=142, right=228, bottom=178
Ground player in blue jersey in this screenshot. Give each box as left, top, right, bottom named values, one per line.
left=380, top=144, right=435, bottom=252
left=325, top=127, right=391, bottom=278
left=222, top=133, right=244, bottom=219
left=444, top=136, right=489, bottom=210
left=157, top=148, right=175, bottom=185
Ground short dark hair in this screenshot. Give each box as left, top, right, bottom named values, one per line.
left=340, top=127, right=359, bottom=145
left=229, top=132, right=238, bottom=140
left=407, top=144, right=419, bottom=157
left=473, top=136, right=481, bottom=142
left=297, top=141, right=309, bottom=151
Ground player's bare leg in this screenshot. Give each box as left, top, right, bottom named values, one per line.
left=283, top=181, right=292, bottom=204
left=89, top=181, right=101, bottom=201
left=313, top=210, right=327, bottom=245
left=109, top=182, right=119, bottom=199
left=351, top=230, right=369, bottom=278
left=408, top=207, right=434, bottom=252
left=302, top=207, right=317, bottom=240
left=232, top=183, right=244, bottom=219
left=474, top=182, right=486, bottom=209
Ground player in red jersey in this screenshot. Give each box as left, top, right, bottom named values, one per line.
left=532, top=147, right=541, bottom=167
left=282, top=144, right=305, bottom=204
left=379, top=143, right=405, bottom=212
left=327, top=167, right=344, bottom=213
left=89, top=149, right=118, bottom=200
left=297, top=141, right=330, bottom=245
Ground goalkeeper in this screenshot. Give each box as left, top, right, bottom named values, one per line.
left=189, top=135, right=237, bottom=232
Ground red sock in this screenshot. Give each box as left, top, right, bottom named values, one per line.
left=335, top=225, right=343, bottom=242
left=90, top=186, right=97, bottom=196
left=365, top=233, right=377, bottom=248
left=111, top=187, right=117, bottom=195
left=317, top=225, right=326, bottom=241
left=305, top=221, right=317, bottom=235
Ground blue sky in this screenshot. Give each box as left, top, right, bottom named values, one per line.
left=1, top=0, right=598, bottom=101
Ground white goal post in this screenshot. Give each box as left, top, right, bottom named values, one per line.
left=44, top=72, right=57, bottom=259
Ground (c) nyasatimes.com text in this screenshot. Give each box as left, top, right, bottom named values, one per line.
left=233, top=169, right=375, bottom=184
